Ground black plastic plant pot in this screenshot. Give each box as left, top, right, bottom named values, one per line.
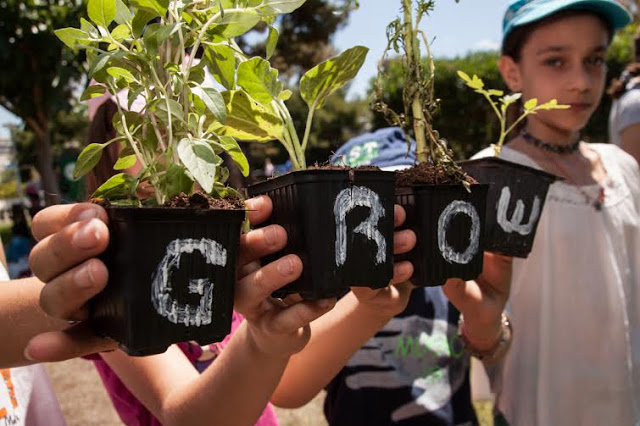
left=460, top=157, right=558, bottom=258
left=247, top=169, right=395, bottom=300
left=90, top=206, right=244, bottom=356
left=396, top=184, right=489, bottom=287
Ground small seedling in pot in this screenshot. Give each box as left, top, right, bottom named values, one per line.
left=457, top=70, right=570, bottom=156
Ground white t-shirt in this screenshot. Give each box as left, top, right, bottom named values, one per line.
left=609, top=80, right=640, bottom=147
left=0, top=265, right=65, bottom=426
left=474, top=144, right=640, bottom=426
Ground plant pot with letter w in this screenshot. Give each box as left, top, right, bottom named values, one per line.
left=56, top=0, right=257, bottom=355
left=457, top=71, right=564, bottom=258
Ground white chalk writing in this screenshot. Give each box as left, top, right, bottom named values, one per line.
left=151, top=238, right=227, bottom=327
left=334, top=186, right=387, bottom=266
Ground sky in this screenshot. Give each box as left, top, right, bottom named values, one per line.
left=0, top=0, right=509, bottom=138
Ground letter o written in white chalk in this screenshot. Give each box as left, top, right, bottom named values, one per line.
left=437, top=201, right=480, bottom=265
left=151, top=238, right=227, bottom=327
left=334, top=186, right=387, bottom=267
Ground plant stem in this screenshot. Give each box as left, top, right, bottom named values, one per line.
left=300, top=99, right=318, bottom=153
left=402, top=0, right=429, bottom=164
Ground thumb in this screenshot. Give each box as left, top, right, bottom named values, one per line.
left=24, top=323, right=117, bottom=363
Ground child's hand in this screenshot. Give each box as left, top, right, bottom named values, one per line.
left=350, top=205, right=416, bottom=318
left=235, top=195, right=337, bottom=360
left=26, top=203, right=117, bottom=361
left=442, top=252, right=513, bottom=351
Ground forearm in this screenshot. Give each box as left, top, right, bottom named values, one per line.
left=0, top=277, right=67, bottom=367
left=271, top=291, right=392, bottom=408
left=165, top=323, right=288, bottom=426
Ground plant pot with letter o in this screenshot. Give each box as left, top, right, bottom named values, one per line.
left=373, top=0, right=488, bottom=286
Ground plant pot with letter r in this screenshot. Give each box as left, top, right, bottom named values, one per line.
left=457, top=71, right=565, bottom=258
left=373, top=0, right=488, bottom=286
left=206, top=4, right=395, bottom=299
left=56, top=0, right=258, bottom=355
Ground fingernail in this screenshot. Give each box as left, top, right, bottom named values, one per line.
left=77, top=207, right=99, bottom=222
left=246, top=196, right=263, bottom=210
left=75, top=261, right=96, bottom=288
left=23, top=346, right=35, bottom=361
left=277, top=256, right=294, bottom=275
left=72, top=219, right=100, bottom=250
left=264, top=226, right=279, bottom=247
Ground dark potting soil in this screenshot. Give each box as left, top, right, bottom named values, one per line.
left=396, top=163, right=477, bottom=187
left=165, top=191, right=245, bottom=209
left=90, top=192, right=244, bottom=210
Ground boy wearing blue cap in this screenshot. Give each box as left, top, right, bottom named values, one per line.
left=473, top=1, right=639, bottom=424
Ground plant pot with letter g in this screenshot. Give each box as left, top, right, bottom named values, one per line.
left=56, top=0, right=257, bottom=355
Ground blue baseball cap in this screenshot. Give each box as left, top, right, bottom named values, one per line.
left=503, top=0, right=632, bottom=39
left=331, top=127, right=416, bottom=171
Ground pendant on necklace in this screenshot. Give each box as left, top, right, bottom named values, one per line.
left=593, top=187, right=605, bottom=211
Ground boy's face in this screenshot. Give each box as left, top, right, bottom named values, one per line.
left=504, top=13, right=609, bottom=134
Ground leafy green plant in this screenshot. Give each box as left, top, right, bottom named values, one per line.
left=457, top=70, right=570, bottom=156
left=57, top=0, right=315, bottom=205
left=209, top=28, right=367, bottom=170
left=373, top=0, right=465, bottom=183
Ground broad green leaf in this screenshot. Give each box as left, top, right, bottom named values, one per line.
left=114, top=0, right=132, bottom=24
left=127, top=86, right=145, bottom=109
left=524, top=98, right=538, bottom=111
left=132, top=9, right=157, bottom=37
left=80, top=18, right=100, bottom=39
left=258, top=0, right=307, bottom=14
left=88, top=52, right=112, bottom=79
left=151, top=98, right=185, bottom=123
left=88, top=0, right=117, bottom=29
left=204, top=44, right=236, bottom=90
left=177, top=138, right=220, bottom=193
left=457, top=70, right=472, bottom=83
left=107, top=66, right=138, bottom=83
left=74, top=143, right=105, bottom=179
left=196, top=87, right=227, bottom=124
left=237, top=57, right=283, bottom=104
left=209, top=10, right=261, bottom=38
left=80, top=84, right=107, bottom=101
left=300, top=46, right=368, bottom=110
left=165, top=164, right=194, bottom=198
left=129, top=0, right=169, bottom=17
left=114, top=154, right=137, bottom=170
left=55, top=28, right=91, bottom=49
left=488, top=89, right=504, bottom=97
left=111, top=24, right=131, bottom=41
left=538, top=99, right=570, bottom=110
left=278, top=89, right=292, bottom=101
left=214, top=90, right=284, bottom=142
left=93, top=173, right=134, bottom=199
left=218, top=136, right=249, bottom=177
left=266, top=25, right=278, bottom=59
left=502, top=93, right=522, bottom=105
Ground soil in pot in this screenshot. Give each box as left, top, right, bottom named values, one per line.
left=247, top=167, right=395, bottom=300
left=460, top=157, right=558, bottom=258
left=90, top=192, right=245, bottom=356
left=396, top=163, right=488, bottom=287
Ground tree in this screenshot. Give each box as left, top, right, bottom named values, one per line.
left=0, top=0, right=87, bottom=205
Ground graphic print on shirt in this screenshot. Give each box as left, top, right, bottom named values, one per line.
left=342, top=290, right=469, bottom=422
left=0, top=370, right=19, bottom=426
